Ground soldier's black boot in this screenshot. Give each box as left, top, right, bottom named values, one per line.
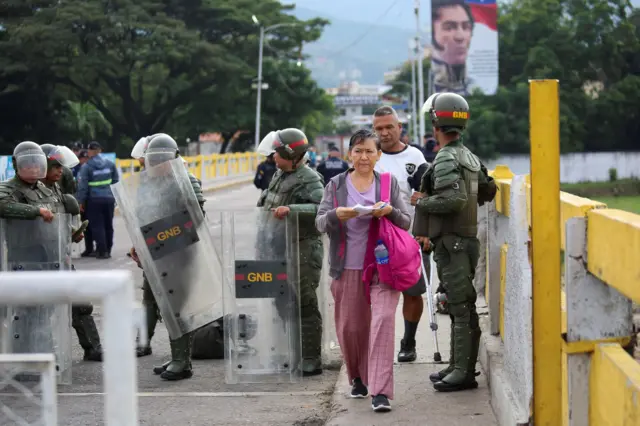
left=434, top=322, right=477, bottom=392
left=137, top=302, right=158, bottom=357
left=465, top=326, right=482, bottom=385
left=397, top=338, right=417, bottom=363
left=160, top=333, right=194, bottom=381
left=300, top=306, right=323, bottom=377
left=430, top=320, right=454, bottom=383
left=153, top=360, right=170, bottom=375
left=302, top=358, right=323, bottom=377
left=72, top=306, right=103, bottom=362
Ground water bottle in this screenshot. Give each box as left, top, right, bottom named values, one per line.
left=374, top=240, right=389, bottom=265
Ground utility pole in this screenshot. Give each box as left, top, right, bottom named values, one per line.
left=414, top=0, right=426, bottom=142
left=254, top=16, right=265, bottom=149
left=410, top=43, right=419, bottom=145
left=252, top=15, right=303, bottom=149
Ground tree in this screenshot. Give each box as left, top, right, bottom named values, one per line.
left=0, top=0, right=332, bottom=153
left=62, top=101, right=112, bottom=141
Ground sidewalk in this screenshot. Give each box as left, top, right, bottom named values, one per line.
left=325, top=273, right=498, bottom=425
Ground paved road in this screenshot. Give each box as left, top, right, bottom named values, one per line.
left=1, top=184, right=339, bottom=426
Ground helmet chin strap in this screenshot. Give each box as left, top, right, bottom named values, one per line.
left=291, top=155, right=306, bottom=169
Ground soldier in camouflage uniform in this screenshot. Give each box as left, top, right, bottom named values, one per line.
left=128, top=134, right=206, bottom=380
left=0, top=142, right=94, bottom=360
left=256, top=128, right=325, bottom=376
left=40, top=144, right=104, bottom=362
left=129, top=134, right=207, bottom=360
left=0, top=142, right=57, bottom=222
left=411, top=93, right=496, bottom=392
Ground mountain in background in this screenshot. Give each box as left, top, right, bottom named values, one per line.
left=289, top=2, right=429, bottom=87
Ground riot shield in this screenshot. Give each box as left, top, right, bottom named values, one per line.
left=0, top=214, right=73, bottom=385
left=111, top=158, right=222, bottom=340
left=317, top=235, right=341, bottom=369
left=220, top=209, right=302, bottom=384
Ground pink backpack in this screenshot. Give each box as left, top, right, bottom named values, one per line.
left=363, top=173, right=422, bottom=292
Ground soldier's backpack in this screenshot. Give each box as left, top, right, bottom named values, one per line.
left=363, top=172, right=422, bottom=292
left=191, top=319, right=224, bottom=359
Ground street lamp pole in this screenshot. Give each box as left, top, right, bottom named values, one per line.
left=255, top=24, right=265, bottom=149
left=414, top=0, right=426, bottom=143
left=252, top=15, right=303, bottom=149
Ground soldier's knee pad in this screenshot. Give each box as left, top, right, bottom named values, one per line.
left=72, top=304, right=94, bottom=316
left=448, top=302, right=471, bottom=325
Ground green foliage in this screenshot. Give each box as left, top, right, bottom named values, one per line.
left=388, top=0, right=640, bottom=159
left=0, top=0, right=334, bottom=155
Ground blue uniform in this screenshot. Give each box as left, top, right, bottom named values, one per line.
left=316, top=157, right=349, bottom=187
left=76, top=155, right=119, bottom=257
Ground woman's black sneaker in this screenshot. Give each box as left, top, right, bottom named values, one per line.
left=350, top=377, right=368, bottom=398
left=371, top=394, right=391, bottom=412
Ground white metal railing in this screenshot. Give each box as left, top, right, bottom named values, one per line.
left=0, top=353, right=57, bottom=426
left=0, top=270, right=142, bottom=426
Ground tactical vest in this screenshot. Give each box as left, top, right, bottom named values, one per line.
left=13, top=180, right=66, bottom=214
left=428, top=146, right=479, bottom=239
left=260, top=166, right=322, bottom=240
left=261, top=166, right=318, bottom=210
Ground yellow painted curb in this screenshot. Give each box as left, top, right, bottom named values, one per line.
left=113, top=177, right=253, bottom=216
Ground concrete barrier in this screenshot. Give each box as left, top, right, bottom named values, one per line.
left=479, top=165, right=640, bottom=426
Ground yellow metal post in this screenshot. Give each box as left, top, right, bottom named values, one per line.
left=530, top=79, right=562, bottom=425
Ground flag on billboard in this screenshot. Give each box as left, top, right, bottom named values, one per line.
left=466, top=0, right=497, bottom=31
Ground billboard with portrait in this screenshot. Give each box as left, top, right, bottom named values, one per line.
left=430, top=0, right=498, bottom=96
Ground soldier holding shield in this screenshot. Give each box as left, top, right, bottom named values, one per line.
left=256, top=128, right=325, bottom=376
left=0, top=142, right=82, bottom=379
left=129, top=134, right=207, bottom=360
left=39, top=144, right=103, bottom=362
left=121, top=135, right=214, bottom=381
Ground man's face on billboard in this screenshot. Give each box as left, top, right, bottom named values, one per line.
left=434, top=5, right=473, bottom=65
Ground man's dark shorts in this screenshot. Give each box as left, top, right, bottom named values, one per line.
left=403, top=252, right=430, bottom=296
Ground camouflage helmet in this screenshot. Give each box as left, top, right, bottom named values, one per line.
left=421, top=92, right=470, bottom=134
left=257, top=128, right=309, bottom=161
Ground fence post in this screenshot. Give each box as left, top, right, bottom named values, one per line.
left=530, top=79, right=562, bottom=425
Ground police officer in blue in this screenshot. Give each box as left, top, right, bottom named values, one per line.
left=253, top=153, right=277, bottom=191
left=76, top=141, right=119, bottom=259
left=316, top=146, right=349, bottom=187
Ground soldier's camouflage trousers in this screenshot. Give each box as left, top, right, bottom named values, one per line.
left=137, top=273, right=161, bottom=354
left=433, top=235, right=481, bottom=384
left=140, top=274, right=193, bottom=377
left=72, top=304, right=103, bottom=359
left=275, top=238, right=324, bottom=367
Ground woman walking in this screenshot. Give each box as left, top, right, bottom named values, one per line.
left=316, top=129, right=411, bottom=412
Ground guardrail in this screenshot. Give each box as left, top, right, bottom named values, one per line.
left=480, top=80, right=640, bottom=426
left=115, top=152, right=261, bottom=182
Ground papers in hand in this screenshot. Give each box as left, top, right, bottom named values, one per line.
left=352, top=203, right=387, bottom=217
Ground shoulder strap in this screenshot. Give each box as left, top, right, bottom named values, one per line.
left=380, top=172, right=391, bottom=203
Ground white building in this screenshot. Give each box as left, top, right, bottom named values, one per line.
left=328, top=81, right=410, bottom=128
